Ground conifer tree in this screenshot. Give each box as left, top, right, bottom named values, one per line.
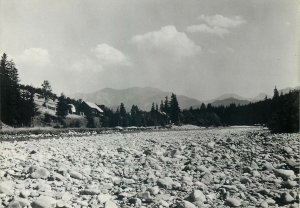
left=170, top=93, right=180, bottom=124
left=163, top=96, right=169, bottom=114
left=273, top=86, right=279, bottom=99
left=130, top=105, right=142, bottom=126
left=200, top=103, right=206, bottom=112
left=56, top=94, right=69, bottom=118
left=41, top=80, right=52, bottom=104
left=119, top=103, right=128, bottom=127
left=160, top=100, right=164, bottom=112
left=150, top=102, right=157, bottom=125
left=0, top=54, right=22, bottom=125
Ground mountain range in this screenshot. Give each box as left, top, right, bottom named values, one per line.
left=70, top=86, right=299, bottom=110
left=71, top=87, right=202, bottom=111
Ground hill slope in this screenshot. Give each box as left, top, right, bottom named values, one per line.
left=71, top=87, right=202, bottom=111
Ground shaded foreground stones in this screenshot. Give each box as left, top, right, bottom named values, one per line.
left=0, top=127, right=299, bottom=207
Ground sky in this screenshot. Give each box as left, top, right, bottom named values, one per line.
left=0, top=0, right=299, bottom=100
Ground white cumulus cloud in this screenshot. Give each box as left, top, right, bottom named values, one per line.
left=93, top=44, right=129, bottom=66
left=132, top=25, right=201, bottom=57
left=70, top=44, right=129, bottom=72
left=17, top=48, right=50, bottom=67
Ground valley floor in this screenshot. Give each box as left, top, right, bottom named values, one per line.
left=0, top=127, right=299, bottom=207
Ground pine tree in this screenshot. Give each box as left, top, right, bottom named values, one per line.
left=164, top=96, right=169, bottom=114
left=41, top=80, right=52, bottom=104
left=170, top=93, right=180, bottom=124
left=130, top=105, right=142, bottom=126
left=150, top=102, right=155, bottom=114
left=273, top=86, right=279, bottom=99
left=119, top=103, right=128, bottom=127
left=160, top=100, right=164, bottom=112
left=17, top=88, right=37, bottom=126
left=0, top=53, right=8, bottom=126
left=150, top=102, right=157, bottom=126
left=0, top=54, right=22, bottom=126
left=200, top=103, right=206, bottom=112
left=56, top=94, right=69, bottom=118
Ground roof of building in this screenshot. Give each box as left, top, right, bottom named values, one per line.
left=83, top=101, right=104, bottom=113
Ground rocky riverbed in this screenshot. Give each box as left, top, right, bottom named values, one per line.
left=0, top=127, right=299, bottom=208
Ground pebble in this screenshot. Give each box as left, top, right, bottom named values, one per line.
left=20, top=190, right=30, bottom=198
left=104, top=200, right=118, bottom=208
left=281, top=192, right=294, bottom=204
left=225, top=198, right=242, bottom=207
left=69, top=171, right=84, bottom=180
left=176, top=200, right=197, bottom=208
left=188, top=190, right=206, bottom=202
left=273, top=169, right=295, bottom=178
left=283, top=180, right=298, bottom=188
left=260, top=201, right=268, bottom=208
left=157, top=177, right=174, bottom=189
left=79, top=189, right=99, bottom=195
left=148, top=186, right=160, bottom=195
left=98, top=193, right=112, bottom=204
left=31, top=167, right=50, bottom=179
left=0, top=181, right=14, bottom=195
left=31, top=196, right=56, bottom=208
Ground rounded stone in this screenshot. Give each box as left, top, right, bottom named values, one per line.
left=225, top=198, right=242, bottom=207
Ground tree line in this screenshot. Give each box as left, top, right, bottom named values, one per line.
left=54, top=93, right=181, bottom=128
left=181, top=87, right=299, bottom=133
left=0, top=53, right=299, bottom=133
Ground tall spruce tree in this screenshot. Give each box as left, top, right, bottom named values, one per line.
left=150, top=102, right=157, bottom=125
left=130, top=105, right=142, bottom=126
left=119, top=103, right=128, bottom=127
left=56, top=94, right=69, bottom=118
left=160, top=100, right=164, bottom=112
left=0, top=53, right=8, bottom=126
left=169, top=93, right=180, bottom=124
left=163, top=96, right=169, bottom=114
left=18, top=88, right=36, bottom=126
left=0, top=54, right=22, bottom=126
left=273, top=86, right=279, bottom=99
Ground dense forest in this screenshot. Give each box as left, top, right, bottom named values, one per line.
left=0, top=53, right=299, bottom=133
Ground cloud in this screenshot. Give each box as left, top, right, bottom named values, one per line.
left=17, top=48, right=50, bottom=67
left=93, top=44, right=129, bottom=66
left=186, top=24, right=229, bottom=37
left=199, top=14, right=245, bottom=28
left=132, top=25, right=201, bottom=57
left=70, top=44, right=129, bottom=72
left=187, top=15, right=245, bottom=37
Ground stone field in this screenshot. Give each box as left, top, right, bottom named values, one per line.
left=0, top=127, right=299, bottom=207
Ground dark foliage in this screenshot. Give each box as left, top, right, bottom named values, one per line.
left=56, top=94, right=69, bottom=118
left=0, top=54, right=36, bottom=127
left=181, top=88, right=299, bottom=133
